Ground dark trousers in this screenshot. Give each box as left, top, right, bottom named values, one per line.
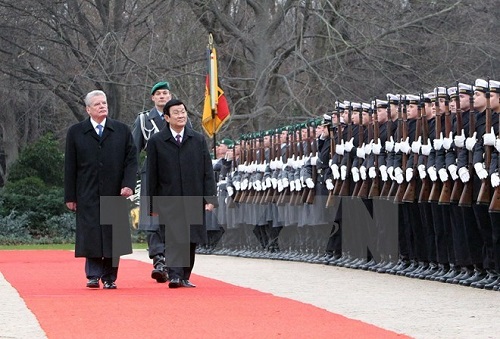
left=167, top=243, right=197, bottom=280
left=473, top=204, right=494, bottom=269
left=147, top=225, right=165, bottom=259
left=490, top=212, right=500, bottom=272
left=85, top=257, right=119, bottom=282
left=419, top=202, right=437, bottom=263
left=462, top=206, right=483, bottom=265
left=450, top=203, right=470, bottom=266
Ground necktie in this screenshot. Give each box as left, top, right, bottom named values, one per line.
left=175, top=134, right=181, bottom=145
left=97, top=124, right=103, bottom=137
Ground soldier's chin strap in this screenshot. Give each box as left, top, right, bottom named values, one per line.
left=140, top=111, right=160, bottom=148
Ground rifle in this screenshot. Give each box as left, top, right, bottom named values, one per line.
left=257, top=132, right=269, bottom=205
left=326, top=112, right=338, bottom=207
left=459, top=88, right=476, bottom=207
left=332, top=106, right=344, bottom=197
left=418, top=94, right=432, bottom=203
left=339, top=104, right=353, bottom=196
left=403, top=96, right=422, bottom=203
left=358, top=104, right=372, bottom=199
left=395, top=97, right=408, bottom=204
left=477, top=83, right=492, bottom=205
left=227, top=143, right=237, bottom=208
left=439, top=90, right=453, bottom=205
left=301, top=121, right=313, bottom=203
left=244, top=135, right=257, bottom=204
left=490, top=101, right=500, bottom=212
left=277, top=128, right=291, bottom=206
left=428, top=89, right=443, bottom=203
left=352, top=105, right=365, bottom=198
left=290, top=125, right=303, bottom=206
left=271, top=130, right=281, bottom=203
left=306, top=121, right=318, bottom=204
left=380, top=103, right=393, bottom=198
left=369, top=100, right=381, bottom=199
left=450, top=82, right=464, bottom=203
left=388, top=97, right=403, bottom=199
left=264, top=130, right=277, bottom=204
left=233, top=135, right=246, bottom=203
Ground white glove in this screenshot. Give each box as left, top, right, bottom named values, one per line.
left=294, top=178, right=302, bottom=191
left=241, top=178, right=248, bottom=190
left=421, top=141, right=432, bottom=156
left=352, top=167, right=360, bottom=182
left=335, top=141, right=345, bottom=155
left=454, top=130, right=466, bottom=148
left=356, top=146, right=366, bottom=159
left=365, top=142, right=373, bottom=155
left=496, top=139, right=500, bottom=152
left=227, top=186, right=234, bottom=197
left=394, top=167, right=404, bottom=184
left=277, top=179, right=284, bottom=192
left=340, top=165, right=347, bottom=180
left=491, top=173, right=500, bottom=188
left=458, top=167, right=470, bottom=183
left=234, top=181, right=241, bottom=190
left=483, top=127, right=496, bottom=146
left=289, top=180, right=295, bottom=191
left=271, top=177, right=278, bottom=189
left=331, top=164, right=340, bottom=179
left=368, top=167, right=376, bottom=178
left=385, top=136, right=395, bottom=152
left=443, top=131, right=453, bottom=150
left=387, top=166, right=394, bottom=180
left=360, top=166, right=367, bottom=180
left=372, top=139, right=382, bottom=155
left=379, top=165, right=388, bottom=182
left=406, top=168, right=413, bottom=182
left=306, top=178, right=314, bottom=189
left=433, top=132, right=444, bottom=150
left=394, top=141, right=401, bottom=153
left=418, top=164, right=427, bottom=179
left=265, top=177, right=272, bottom=188
left=428, top=167, right=438, bottom=182
left=438, top=168, right=449, bottom=182
left=400, top=137, right=411, bottom=154
left=326, top=178, right=334, bottom=191
left=448, top=164, right=458, bottom=181
left=344, top=137, right=355, bottom=152
left=310, top=156, right=318, bottom=166
left=254, top=180, right=262, bottom=191
left=465, top=132, right=477, bottom=151
left=474, top=162, right=488, bottom=180
left=282, top=177, right=289, bottom=188
left=411, top=136, right=422, bottom=154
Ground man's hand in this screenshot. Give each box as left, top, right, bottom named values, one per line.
left=66, top=202, right=77, bottom=211
left=121, top=187, right=133, bottom=197
left=483, top=127, right=496, bottom=146
left=465, top=132, right=477, bottom=151
left=474, top=162, right=488, bottom=180
left=443, top=131, right=453, bottom=150
left=428, top=167, right=438, bottom=182
left=344, top=138, right=355, bottom=152
left=458, top=167, right=470, bottom=183
left=421, top=140, right=432, bottom=156
left=454, top=130, right=466, bottom=148
left=205, top=203, right=214, bottom=211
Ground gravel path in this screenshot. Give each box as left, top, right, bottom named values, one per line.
left=2, top=251, right=499, bottom=339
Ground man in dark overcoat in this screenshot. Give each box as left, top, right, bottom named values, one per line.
left=64, top=90, right=137, bottom=289
left=147, top=99, right=216, bottom=288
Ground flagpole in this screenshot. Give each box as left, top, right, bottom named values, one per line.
left=208, top=33, right=217, bottom=159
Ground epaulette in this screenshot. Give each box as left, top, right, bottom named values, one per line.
left=137, top=110, right=149, bottom=115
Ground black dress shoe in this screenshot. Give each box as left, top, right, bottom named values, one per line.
left=168, top=278, right=182, bottom=288
left=151, top=269, right=168, bottom=283
left=459, top=269, right=486, bottom=286
left=484, top=277, right=500, bottom=290
left=86, top=278, right=100, bottom=288
left=103, top=281, right=117, bottom=289
left=471, top=272, right=499, bottom=289
left=181, top=279, right=196, bottom=288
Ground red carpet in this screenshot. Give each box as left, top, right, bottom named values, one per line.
left=0, top=251, right=408, bottom=338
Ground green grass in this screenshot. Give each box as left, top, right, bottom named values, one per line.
left=0, top=243, right=148, bottom=250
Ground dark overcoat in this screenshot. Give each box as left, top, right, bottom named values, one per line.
left=64, top=118, right=137, bottom=257
left=146, top=125, right=216, bottom=244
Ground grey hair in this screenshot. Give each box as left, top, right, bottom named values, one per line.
left=84, top=90, right=106, bottom=106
